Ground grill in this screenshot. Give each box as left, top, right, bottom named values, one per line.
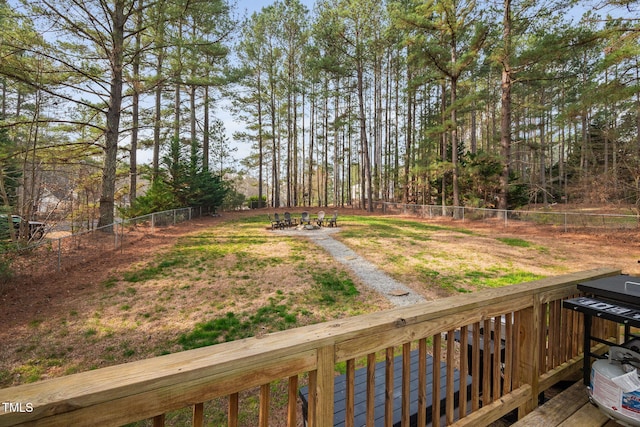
left=563, top=275, right=640, bottom=427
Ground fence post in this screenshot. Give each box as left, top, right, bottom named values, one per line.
left=57, top=238, right=62, bottom=272
left=173, top=209, right=176, bottom=225
left=120, top=221, right=125, bottom=253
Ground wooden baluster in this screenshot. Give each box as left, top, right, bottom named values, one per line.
left=385, top=347, right=394, bottom=427
left=538, top=303, right=547, bottom=377
left=565, top=304, right=575, bottom=360
left=558, top=298, right=565, bottom=362
left=482, top=319, right=492, bottom=404
left=402, top=342, right=411, bottom=426
left=229, top=393, right=239, bottom=427
left=287, top=376, right=298, bottom=427
left=346, top=359, right=355, bottom=427
left=472, top=322, right=481, bottom=411
left=446, top=330, right=455, bottom=425
left=458, top=325, right=468, bottom=420
left=503, top=313, right=513, bottom=394
left=493, top=316, right=502, bottom=401
left=545, top=302, right=553, bottom=371
left=555, top=300, right=564, bottom=365
left=153, top=414, right=165, bottom=427
left=572, top=309, right=581, bottom=357
left=308, top=370, right=317, bottom=427
left=548, top=301, right=559, bottom=369
left=432, top=334, right=441, bottom=427
left=418, top=338, right=427, bottom=427
left=366, top=353, right=376, bottom=426
left=512, top=312, right=521, bottom=390
left=192, top=402, right=204, bottom=427
left=259, top=383, right=270, bottom=427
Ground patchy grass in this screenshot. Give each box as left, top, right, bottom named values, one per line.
left=497, top=237, right=531, bottom=247
left=311, top=269, right=359, bottom=304
left=465, top=269, right=545, bottom=288
left=178, top=300, right=297, bottom=350
left=333, top=215, right=555, bottom=298
left=178, top=268, right=364, bottom=350
left=122, top=258, right=184, bottom=282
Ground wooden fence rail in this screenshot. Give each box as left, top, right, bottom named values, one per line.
left=0, top=267, right=621, bottom=427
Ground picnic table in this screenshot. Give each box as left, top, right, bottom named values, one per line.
left=299, top=349, right=471, bottom=427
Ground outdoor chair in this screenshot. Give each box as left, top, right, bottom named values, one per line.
left=327, top=212, right=338, bottom=227
left=269, top=213, right=284, bottom=230
left=316, top=211, right=325, bottom=226
left=284, top=212, right=297, bottom=227
left=300, top=211, right=311, bottom=225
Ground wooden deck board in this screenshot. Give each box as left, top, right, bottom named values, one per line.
left=512, top=381, right=624, bottom=427
left=299, top=350, right=471, bottom=426
left=512, top=382, right=587, bottom=426
left=557, top=402, right=610, bottom=427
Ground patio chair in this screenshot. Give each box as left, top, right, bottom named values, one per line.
left=269, top=213, right=284, bottom=230
left=284, top=212, right=297, bottom=227
left=327, top=212, right=338, bottom=227
left=300, top=211, right=311, bottom=225
left=316, top=211, right=325, bottom=226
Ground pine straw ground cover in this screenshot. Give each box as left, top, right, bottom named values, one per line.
left=2, top=208, right=640, bottom=425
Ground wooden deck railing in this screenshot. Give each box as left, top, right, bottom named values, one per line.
left=0, top=267, right=621, bottom=427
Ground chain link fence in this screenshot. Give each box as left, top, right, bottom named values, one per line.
left=377, top=202, right=640, bottom=232
left=5, top=207, right=214, bottom=279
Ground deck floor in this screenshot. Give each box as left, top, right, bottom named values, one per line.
left=510, top=381, right=624, bottom=427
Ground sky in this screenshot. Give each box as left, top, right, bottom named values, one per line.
left=235, top=0, right=317, bottom=15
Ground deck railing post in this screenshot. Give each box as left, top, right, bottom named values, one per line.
left=314, top=345, right=336, bottom=427
left=517, top=299, right=541, bottom=419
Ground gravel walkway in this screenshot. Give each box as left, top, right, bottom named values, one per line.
left=277, top=227, right=426, bottom=307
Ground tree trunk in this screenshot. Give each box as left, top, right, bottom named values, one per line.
left=98, top=0, right=125, bottom=229
left=129, top=0, right=142, bottom=203
left=153, top=46, right=163, bottom=179
left=404, top=51, right=413, bottom=204
left=498, top=0, right=512, bottom=212
left=203, top=86, right=210, bottom=172
left=451, top=73, right=460, bottom=217
left=357, top=59, right=373, bottom=212
left=308, top=83, right=315, bottom=207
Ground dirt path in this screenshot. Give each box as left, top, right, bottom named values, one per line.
left=279, top=226, right=427, bottom=306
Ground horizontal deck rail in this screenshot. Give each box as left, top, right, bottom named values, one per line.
left=0, top=267, right=621, bottom=427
